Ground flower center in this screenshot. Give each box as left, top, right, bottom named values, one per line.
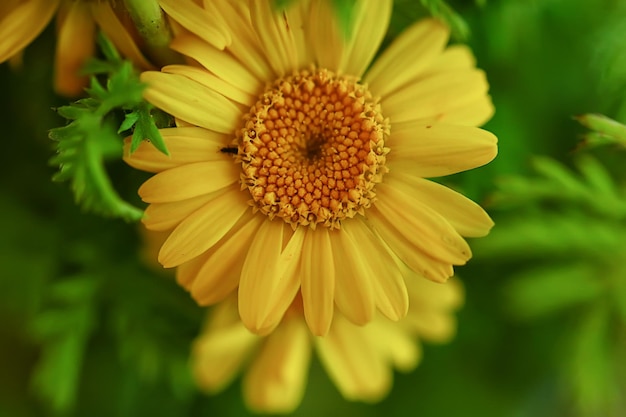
left=236, top=69, right=389, bottom=229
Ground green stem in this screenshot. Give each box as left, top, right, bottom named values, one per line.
left=122, top=0, right=182, bottom=66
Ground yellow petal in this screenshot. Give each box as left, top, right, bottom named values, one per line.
left=139, top=161, right=238, bottom=203
left=342, top=219, right=408, bottom=321
left=140, top=71, right=242, bottom=133
left=387, top=123, right=498, bottom=177
left=331, top=228, right=375, bottom=325
left=374, top=178, right=472, bottom=265
left=315, top=315, right=391, bottom=402
left=124, top=127, right=233, bottom=173
left=391, top=173, right=494, bottom=237
left=243, top=317, right=311, bottom=413
left=159, top=0, right=231, bottom=49
left=203, top=0, right=274, bottom=83
left=250, top=1, right=299, bottom=77
left=170, top=34, right=263, bottom=96
left=300, top=228, right=335, bottom=336
left=162, top=65, right=255, bottom=107
left=438, top=95, right=495, bottom=127
left=366, top=206, right=454, bottom=283
left=158, top=189, right=249, bottom=267
left=382, top=69, right=489, bottom=124
left=192, top=304, right=259, bottom=393
left=143, top=192, right=215, bottom=232
left=339, top=0, right=392, bottom=78
left=423, top=44, right=476, bottom=74
left=190, top=214, right=264, bottom=305
left=0, top=0, right=59, bottom=63
left=54, top=1, right=95, bottom=96
left=307, top=0, right=343, bottom=72
left=365, top=18, right=449, bottom=98
left=367, top=320, right=421, bottom=372
left=238, top=222, right=304, bottom=335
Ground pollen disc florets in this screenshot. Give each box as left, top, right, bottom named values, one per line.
left=235, top=68, right=390, bottom=229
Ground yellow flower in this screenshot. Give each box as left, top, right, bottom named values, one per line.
left=191, top=277, right=463, bottom=413
left=124, top=0, right=497, bottom=336
left=0, top=0, right=154, bottom=96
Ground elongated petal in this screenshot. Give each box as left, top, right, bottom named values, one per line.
left=192, top=304, right=259, bottom=392
left=437, top=96, right=495, bottom=127
left=390, top=173, right=494, bottom=237
left=141, top=71, right=242, bottom=133
left=300, top=228, right=335, bottom=336
left=54, top=1, right=95, bottom=96
left=139, top=161, right=238, bottom=203
left=307, top=0, right=343, bottom=72
left=367, top=320, right=421, bottom=372
left=158, top=189, right=249, bottom=267
left=340, top=0, right=392, bottom=78
left=342, top=220, right=408, bottom=321
left=170, top=34, right=263, bottom=96
left=331, top=228, right=375, bottom=325
left=143, top=192, right=216, bottom=232
left=239, top=222, right=304, bottom=335
left=382, top=69, right=489, bottom=124
left=159, top=0, right=231, bottom=49
left=190, top=214, right=264, bottom=305
left=243, top=317, right=311, bottom=413
left=367, top=206, right=454, bottom=283
left=0, top=0, right=59, bottom=63
left=387, top=123, right=498, bottom=177
left=124, top=127, right=233, bottom=173
left=250, top=1, right=299, bottom=77
left=316, top=316, right=391, bottom=402
left=365, top=19, right=449, bottom=98
left=163, top=65, right=256, bottom=106
left=374, top=179, right=471, bottom=265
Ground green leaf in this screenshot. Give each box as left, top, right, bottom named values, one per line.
left=50, top=111, right=144, bottom=221
left=474, top=215, right=624, bottom=260
left=503, top=263, right=604, bottom=320
left=566, top=305, right=618, bottom=417
left=126, top=102, right=169, bottom=155
left=50, top=32, right=171, bottom=221
left=29, top=276, right=99, bottom=414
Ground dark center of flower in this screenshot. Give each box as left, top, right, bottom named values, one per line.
left=235, top=68, right=389, bottom=229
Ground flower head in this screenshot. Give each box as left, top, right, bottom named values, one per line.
left=191, top=276, right=463, bottom=413
left=0, top=0, right=156, bottom=96
left=125, top=0, right=496, bottom=336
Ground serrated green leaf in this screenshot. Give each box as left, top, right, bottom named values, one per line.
left=532, top=156, right=589, bottom=196
left=97, top=30, right=122, bottom=63
left=131, top=103, right=169, bottom=155
left=119, top=111, right=140, bottom=134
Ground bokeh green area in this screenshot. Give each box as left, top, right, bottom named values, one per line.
left=1, top=0, right=625, bottom=416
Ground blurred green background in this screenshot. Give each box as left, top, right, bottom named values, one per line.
left=1, top=0, right=625, bottom=416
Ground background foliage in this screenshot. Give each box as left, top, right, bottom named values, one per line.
left=1, top=0, right=625, bottom=416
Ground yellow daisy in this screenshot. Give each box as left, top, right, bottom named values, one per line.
left=0, top=0, right=155, bottom=96
left=191, top=276, right=463, bottom=413
left=124, top=0, right=497, bottom=336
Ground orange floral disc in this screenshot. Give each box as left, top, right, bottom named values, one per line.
left=236, top=68, right=390, bottom=229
